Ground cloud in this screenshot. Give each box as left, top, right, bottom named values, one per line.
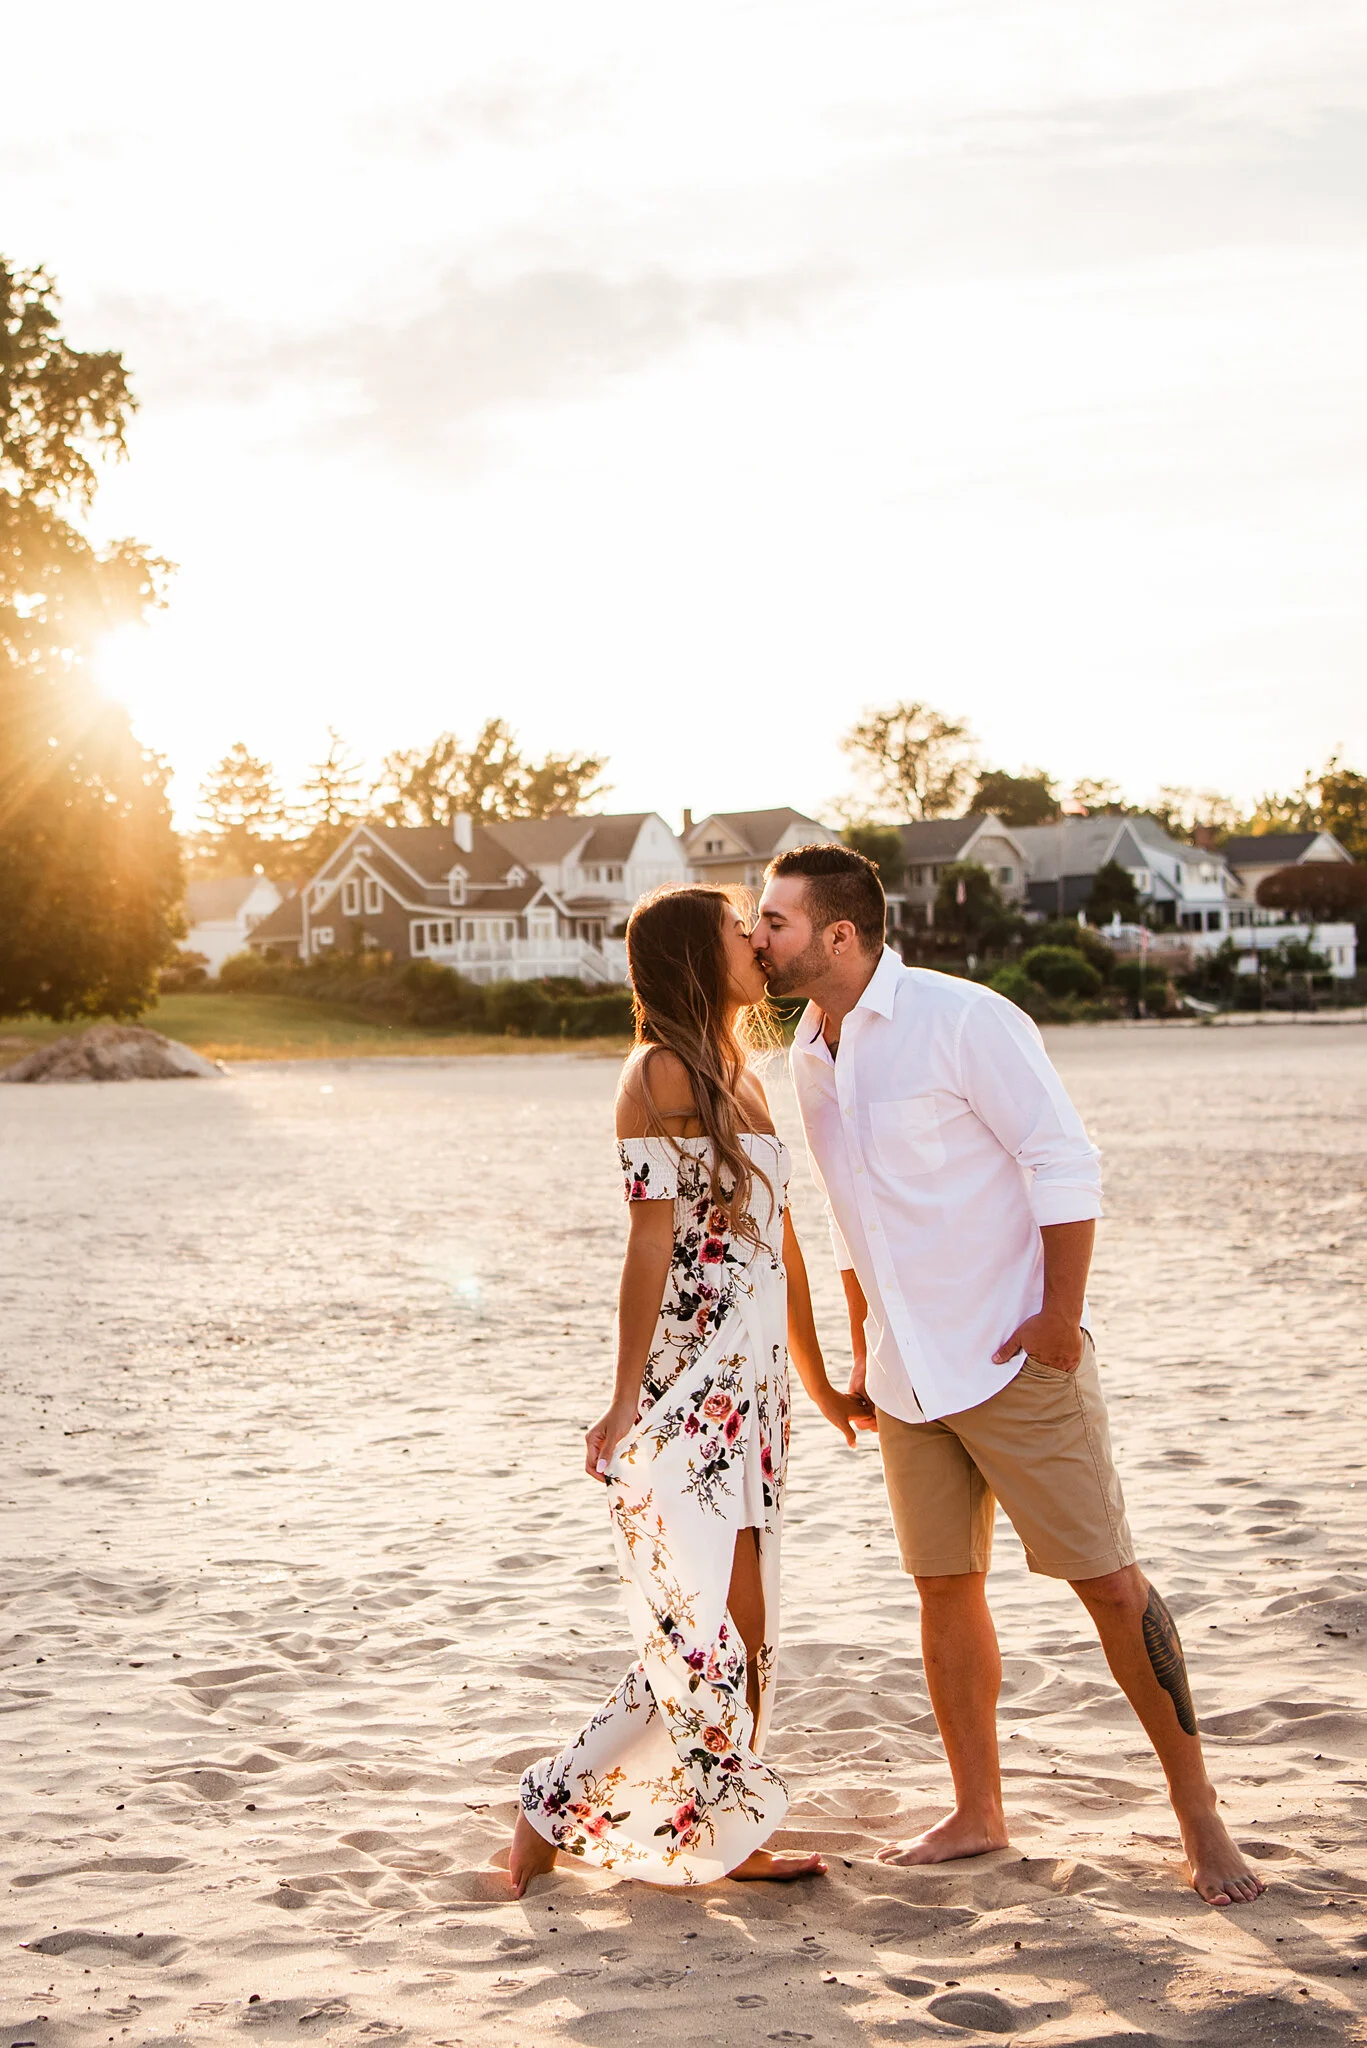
left=94, top=257, right=844, bottom=463
left=359, top=75, right=602, bottom=156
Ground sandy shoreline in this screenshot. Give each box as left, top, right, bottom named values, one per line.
left=3, top=1024, right=1365, bottom=2045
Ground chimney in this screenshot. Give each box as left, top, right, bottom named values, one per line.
left=453, top=812, right=474, bottom=853
left=1192, top=824, right=1218, bottom=850
left=682, top=807, right=693, bottom=833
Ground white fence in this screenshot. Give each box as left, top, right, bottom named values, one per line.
left=425, top=936, right=629, bottom=986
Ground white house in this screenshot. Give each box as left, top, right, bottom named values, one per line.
left=184, top=874, right=284, bottom=975
left=1014, top=815, right=1241, bottom=932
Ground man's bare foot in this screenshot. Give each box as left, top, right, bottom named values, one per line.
left=509, top=1812, right=558, bottom=1897
left=731, top=1848, right=827, bottom=1882
left=1179, top=1805, right=1266, bottom=1907
left=876, top=1809, right=1009, bottom=1867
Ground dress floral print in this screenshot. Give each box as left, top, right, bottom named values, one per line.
left=520, top=1133, right=792, bottom=1885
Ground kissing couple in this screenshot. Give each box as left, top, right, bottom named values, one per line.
left=510, top=845, right=1263, bottom=1908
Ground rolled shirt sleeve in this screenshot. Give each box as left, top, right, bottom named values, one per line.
left=956, top=994, right=1103, bottom=1226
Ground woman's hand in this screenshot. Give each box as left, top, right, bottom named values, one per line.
left=814, top=1381, right=878, bottom=1447
left=585, top=1397, right=639, bottom=1483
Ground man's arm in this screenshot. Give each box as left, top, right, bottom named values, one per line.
left=992, top=1218, right=1094, bottom=1372
left=840, top=1267, right=878, bottom=1423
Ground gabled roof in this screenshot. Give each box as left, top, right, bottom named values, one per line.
left=185, top=875, right=272, bottom=921
left=1222, top=832, right=1350, bottom=867
left=896, top=815, right=991, bottom=861
left=247, top=893, right=303, bottom=943
left=1011, top=817, right=1123, bottom=882
left=688, top=807, right=835, bottom=857
left=486, top=815, right=595, bottom=863
left=579, top=814, right=652, bottom=861
left=381, top=823, right=512, bottom=887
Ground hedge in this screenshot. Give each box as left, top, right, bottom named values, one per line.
left=218, top=952, right=635, bottom=1038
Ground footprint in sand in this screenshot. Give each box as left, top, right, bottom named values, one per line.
left=927, top=1990, right=1017, bottom=2033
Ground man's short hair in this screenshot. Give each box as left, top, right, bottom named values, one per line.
left=766, top=842, right=886, bottom=952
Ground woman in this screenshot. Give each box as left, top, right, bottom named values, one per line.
left=510, top=885, right=872, bottom=1894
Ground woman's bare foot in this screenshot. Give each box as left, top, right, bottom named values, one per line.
left=731, top=1848, right=827, bottom=1882
left=1180, top=1807, right=1266, bottom=1907
left=876, top=1808, right=1009, bottom=1867
left=509, top=1812, right=558, bottom=1897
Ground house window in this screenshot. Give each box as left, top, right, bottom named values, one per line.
left=449, top=870, right=466, bottom=905
left=312, top=926, right=334, bottom=952
left=605, top=864, right=624, bottom=883
left=703, top=838, right=724, bottom=853
left=310, top=883, right=329, bottom=911
left=583, top=864, right=601, bottom=883
left=998, top=866, right=1014, bottom=885
left=1180, top=911, right=1202, bottom=931
left=363, top=877, right=382, bottom=915
left=342, top=878, right=360, bottom=915
left=529, top=912, right=555, bottom=942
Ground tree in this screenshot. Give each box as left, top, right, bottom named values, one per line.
left=971, top=768, right=1058, bottom=827
left=1150, top=786, right=1244, bottom=843
left=1256, top=862, right=1367, bottom=923
left=371, top=718, right=609, bottom=826
left=0, top=258, right=181, bottom=1019
left=1087, top=860, right=1140, bottom=925
left=841, top=701, right=976, bottom=820
left=840, top=822, right=905, bottom=889
left=196, top=741, right=284, bottom=873
left=292, top=727, right=364, bottom=873
left=1069, top=778, right=1130, bottom=815
left=1247, top=754, right=1367, bottom=857
left=1021, top=944, right=1103, bottom=1001
left=933, top=861, right=1018, bottom=947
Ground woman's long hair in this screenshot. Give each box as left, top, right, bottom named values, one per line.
left=625, top=885, right=780, bottom=1243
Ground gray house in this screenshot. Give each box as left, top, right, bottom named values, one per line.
left=889, top=815, right=1029, bottom=931
left=1013, top=815, right=1239, bottom=931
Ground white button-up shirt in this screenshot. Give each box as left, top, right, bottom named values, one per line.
left=790, top=947, right=1102, bottom=1424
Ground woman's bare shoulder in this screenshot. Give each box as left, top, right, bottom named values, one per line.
left=616, top=1046, right=695, bottom=1137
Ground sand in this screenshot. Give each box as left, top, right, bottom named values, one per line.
left=2, top=1024, right=1365, bottom=2046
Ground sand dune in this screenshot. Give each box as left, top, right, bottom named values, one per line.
left=2, top=1025, right=1365, bottom=2044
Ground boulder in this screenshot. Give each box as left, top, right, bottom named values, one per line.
left=1, top=1022, right=225, bottom=1083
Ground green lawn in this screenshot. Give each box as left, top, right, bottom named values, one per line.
left=0, top=992, right=631, bottom=1067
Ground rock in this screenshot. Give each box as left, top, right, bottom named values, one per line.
left=1, top=1022, right=225, bottom=1083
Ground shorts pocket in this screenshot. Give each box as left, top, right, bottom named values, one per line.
left=871, top=1095, right=947, bottom=1177
left=1018, top=1353, right=1075, bottom=1382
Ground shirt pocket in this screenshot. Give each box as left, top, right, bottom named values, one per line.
left=870, top=1095, right=947, bottom=1178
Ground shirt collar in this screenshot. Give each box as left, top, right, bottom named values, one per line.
left=795, top=944, right=904, bottom=1054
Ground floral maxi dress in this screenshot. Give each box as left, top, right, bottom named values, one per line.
left=519, top=1133, right=792, bottom=1884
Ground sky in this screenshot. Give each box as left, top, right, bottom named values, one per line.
left=6, top=0, right=1367, bottom=829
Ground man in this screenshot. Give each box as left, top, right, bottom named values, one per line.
left=752, top=843, right=1262, bottom=1908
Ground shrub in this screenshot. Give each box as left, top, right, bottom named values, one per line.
left=159, top=948, right=210, bottom=993
left=1029, top=921, right=1115, bottom=979
left=1110, top=958, right=1173, bottom=1010
left=989, top=965, right=1054, bottom=1020
left=1021, top=944, right=1103, bottom=1000
left=218, top=950, right=282, bottom=992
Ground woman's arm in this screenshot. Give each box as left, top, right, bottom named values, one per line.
left=585, top=1202, right=675, bottom=1481
left=783, top=1209, right=877, bottom=1446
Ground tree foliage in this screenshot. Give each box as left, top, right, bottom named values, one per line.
left=0, top=259, right=181, bottom=1019
left=1087, top=860, right=1141, bottom=924
left=1248, top=754, right=1367, bottom=860
left=1068, top=778, right=1130, bottom=816
left=840, top=821, right=906, bottom=888
left=1255, top=862, right=1367, bottom=922
left=933, top=861, right=1017, bottom=945
left=841, top=701, right=976, bottom=820
left=370, top=717, right=609, bottom=828
left=194, top=741, right=284, bottom=874
left=971, top=768, right=1058, bottom=827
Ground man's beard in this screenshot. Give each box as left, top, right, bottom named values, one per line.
left=760, top=935, right=829, bottom=1000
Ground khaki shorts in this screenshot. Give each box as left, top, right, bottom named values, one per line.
left=877, top=1336, right=1136, bottom=1582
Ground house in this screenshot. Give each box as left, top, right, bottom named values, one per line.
left=1013, top=815, right=1241, bottom=932
left=246, top=811, right=687, bottom=984
left=184, top=874, right=284, bottom=975
left=683, top=807, right=841, bottom=889
left=889, top=815, right=1029, bottom=932
left=1221, top=831, right=1355, bottom=906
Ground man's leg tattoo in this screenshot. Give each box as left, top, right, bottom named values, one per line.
left=1141, top=1585, right=1197, bottom=1737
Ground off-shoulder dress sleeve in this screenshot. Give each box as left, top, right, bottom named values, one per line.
left=618, top=1137, right=681, bottom=1203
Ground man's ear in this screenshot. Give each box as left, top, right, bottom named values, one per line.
left=829, top=917, right=859, bottom=957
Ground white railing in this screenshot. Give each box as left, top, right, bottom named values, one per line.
left=425, top=937, right=628, bottom=985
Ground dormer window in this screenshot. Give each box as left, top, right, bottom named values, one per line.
left=363, top=877, right=382, bottom=915
left=507, top=864, right=527, bottom=885
left=449, top=868, right=467, bottom=906
left=342, top=877, right=361, bottom=916
left=703, top=838, right=725, bottom=854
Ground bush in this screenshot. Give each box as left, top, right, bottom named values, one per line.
left=1021, top=944, right=1104, bottom=1000
left=159, top=948, right=210, bottom=993
left=215, top=949, right=634, bottom=1038
left=989, top=965, right=1055, bottom=1020
left=1029, top=921, right=1115, bottom=979
left=218, top=950, right=281, bottom=991
left=1110, top=958, right=1173, bottom=1011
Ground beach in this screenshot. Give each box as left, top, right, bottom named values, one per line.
left=2, top=1023, right=1365, bottom=2046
